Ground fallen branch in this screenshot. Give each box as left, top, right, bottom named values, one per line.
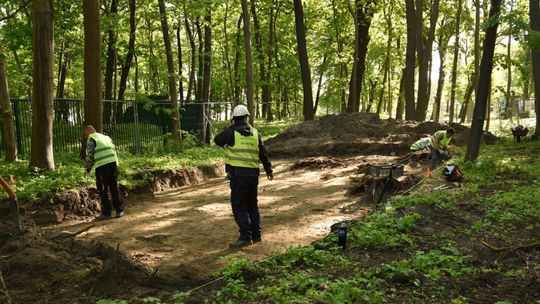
left=0, top=270, right=11, bottom=304
left=481, top=240, right=540, bottom=252
left=49, top=224, right=97, bottom=240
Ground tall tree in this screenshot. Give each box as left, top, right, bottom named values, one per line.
left=0, top=40, right=17, bottom=162
left=530, top=0, right=540, bottom=138
left=293, top=0, right=314, bottom=120
left=83, top=0, right=103, bottom=133
left=158, top=0, right=181, bottom=142
left=448, top=0, right=462, bottom=123
left=104, top=0, right=118, bottom=122
left=404, top=0, right=416, bottom=119
left=415, top=0, right=440, bottom=120
left=201, top=6, right=212, bottom=142
left=465, top=0, right=503, bottom=161
left=118, top=0, right=136, bottom=101
left=30, top=0, right=54, bottom=169
left=241, top=0, right=255, bottom=124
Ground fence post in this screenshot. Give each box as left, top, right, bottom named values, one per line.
left=133, top=102, right=141, bottom=153
left=12, top=99, right=23, bottom=155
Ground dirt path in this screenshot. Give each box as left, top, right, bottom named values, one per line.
left=47, top=159, right=370, bottom=280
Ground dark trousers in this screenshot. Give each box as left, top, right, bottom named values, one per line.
left=230, top=175, right=260, bottom=241
left=95, top=162, right=123, bottom=216
left=430, top=148, right=442, bottom=170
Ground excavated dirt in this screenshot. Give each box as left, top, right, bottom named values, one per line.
left=0, top=114, right=510, bottom=303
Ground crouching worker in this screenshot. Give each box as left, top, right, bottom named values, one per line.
left=429, top=128, right=455, bottom=169
left=214, top=105, right=274, bottom=249
left=511, top=125, right=528, bottom=143
left=83, top=125, right=124, bottom=220
left=410, top=136, right=431, bottom=152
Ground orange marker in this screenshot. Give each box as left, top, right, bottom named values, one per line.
left=426, top=167, right=431, bottom=177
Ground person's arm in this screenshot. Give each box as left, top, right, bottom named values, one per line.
left=432, top=132, right=444, bottom=151
left=85, top=138, right=96, bottom=173
left=258, top=133, right=273, bottom=179
left=214, top=127, right=235, bottom=147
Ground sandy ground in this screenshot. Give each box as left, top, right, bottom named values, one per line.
left=47, top=160, right=363, bottom=279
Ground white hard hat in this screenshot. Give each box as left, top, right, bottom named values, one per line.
left=232, top=104, right=250, bottom=117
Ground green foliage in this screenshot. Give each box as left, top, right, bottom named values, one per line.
left=96, top=300, right=128, bottom=304
left=347, top=213, right=420, bottom=248
left=259, top=246, right=349, bottom=271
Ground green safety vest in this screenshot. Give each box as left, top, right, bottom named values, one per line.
left=88, top=133, right=118, bottom=170
left=410, top=138, right=428, bottom=151
left=224, top=129, right=260, bottom=168
left=430, top=130, right=452, bottom=150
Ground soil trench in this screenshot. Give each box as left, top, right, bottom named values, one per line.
left=47, top=159, right=364, bottom=280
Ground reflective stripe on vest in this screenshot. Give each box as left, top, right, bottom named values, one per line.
left=89, top=133, right=118, bottom=170
left=224, top=129, right=259, bottom=168
left=410, top=139, right=423, bottom=151
left=430, top=130, right=451, bottom=150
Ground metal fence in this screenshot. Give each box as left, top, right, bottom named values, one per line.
left=1, top=98, right=209, bottom=157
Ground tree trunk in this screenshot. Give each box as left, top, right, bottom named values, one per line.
left=30, top=0, right=54, bottom=170
left=104, top=0, right=118, bottom=125
left=505, top=1, right=514, bottom=117
left=530, top=0, right=540, bottom=138
left=449, top=0, right=463, bottom=123
left=465, top=0, right=502, bottom=162
left=233, top=15, right=242, bottom=105
left=196, top=20, right=204, bottom=102
left=184, top=12, right=196, bottom=102
left=470, top=0, right=481, bottom=124
left=459, top=74, right=475, bottom=123
left=158, top=0, right=181, bottom=142
left=404, top=0, right=416, bottom=120
left=0, top=40, right=17, bottom=162
left=241, top=0, right=255, bottom=125
left=293, top=0, right=314, bottom=120
left=118, top=0, right=136, bottom=102
left=266, top=1, right=276, bottom=122
left=415, top=0, right=439, bottom=121
left=201, top=8, right=212, bottom=143
left=346, top=0, right=374, bottom=113
left=177, top=25, right=184, bottom=103
left=433, top=31, right=450, bottom=122
left=83, top=0, right=102, bottom=132
left=396, top=68, right=406, bottom=119
left=331, top=0, right=347, bottom=114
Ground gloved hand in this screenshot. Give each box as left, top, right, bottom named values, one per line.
left=266, top=172, right=274, bottom=181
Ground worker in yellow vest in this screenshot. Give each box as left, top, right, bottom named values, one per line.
left=214, top=105, right=273, bottom=249
left=429, top=128, right=455, bottom=169
left=410, top=136, right=431, bottom=152
left=83, top=125, right=124, bottom=220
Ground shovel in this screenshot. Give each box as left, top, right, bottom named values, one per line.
left=0, top=176, right=22, bottom=232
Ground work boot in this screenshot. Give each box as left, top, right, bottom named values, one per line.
left=229, top=238, right=252, bottom=249
left=252, top=237, right=262, bottom=243
left=95, top=214, right=112, bottom=221
left=116, top=211, right=124, bottom=218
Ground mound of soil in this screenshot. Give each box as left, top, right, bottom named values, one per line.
left=289, top=156, right=347, bottom=171
left=266, top=113, right=497, bottom=158
left=0, top=220, right=184, bottom=304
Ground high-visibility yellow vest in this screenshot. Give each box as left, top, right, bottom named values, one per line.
left=430, top=130, right=452, bottom=150
left=225, top=129, right=260, bottom=168
left=410, top=138, right=429, bottom=151
left=88, top=133, right=118, bottom=170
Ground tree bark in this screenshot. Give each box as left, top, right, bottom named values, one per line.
left=346, top=0, right=374, bottom=113
left=293, top=0, right=314, bottom=120
left=0, top=40, right=17, bottom=162
left=118, top=0, right=136, bottom=102
left=241, top=0, right=255, bottom=125
left=201, top=8, right=212, bottom=143
left=83, top=0, right=102, bottom=134
left=414, top=0, right=439, bottom=121
left=104, top=0, right=118, bottom=125
left=158, top=0, right=181, bottom=142
left=449, top=0, right=463, bottom=123
left=30, top=0, right=54, bottom=170
left=184, top=12, right=196, bottom=102
left=465, top=0, right=502, bottom=162
left=176, top=25, right=184, bottom=103
left=404, top=0, right=416, bottom=120
left=530, top=0, right=540, bottom=138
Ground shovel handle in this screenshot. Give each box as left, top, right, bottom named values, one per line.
left=0, top=176, right=16, bottom=199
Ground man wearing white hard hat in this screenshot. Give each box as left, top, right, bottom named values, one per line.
left=214, top=104, right=274, bottom=249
